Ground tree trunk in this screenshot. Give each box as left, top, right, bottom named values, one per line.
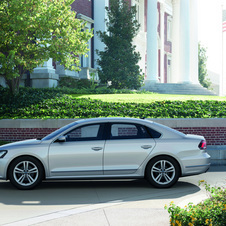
left=4, top=65, right=25, bottom=95
left=5, top=76, right=21, bottom=95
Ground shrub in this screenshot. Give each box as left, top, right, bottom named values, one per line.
left=199, top=43, right=211, bottom=89
left=58, top=77, right=93, bottom=89
left=0, top=141, right=10, bottom=146
left=165, top=181, right=226, bottom=226
left=1, top=87, right=226, bottom=119
left=58, top=77, right=144, bottom=94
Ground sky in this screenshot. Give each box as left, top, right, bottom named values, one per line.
left=198, top=0, right=226, bottom=76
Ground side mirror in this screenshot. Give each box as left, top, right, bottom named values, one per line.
left=56, top=135, right=66, bottom=142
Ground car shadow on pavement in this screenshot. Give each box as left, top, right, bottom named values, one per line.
left=0, top=179, right=200, bottom=206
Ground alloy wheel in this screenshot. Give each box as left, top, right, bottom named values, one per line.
left=151, top=160, right=176, bottom=185
left=13, top=161, right=39, bottom=186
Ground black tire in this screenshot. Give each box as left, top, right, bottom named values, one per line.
left=145, top=156, right=180, bottom=188
left=8, top=156, right=44, bottom=190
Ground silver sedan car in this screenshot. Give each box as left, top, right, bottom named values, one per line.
left=0, top=118, right=210, bottom=190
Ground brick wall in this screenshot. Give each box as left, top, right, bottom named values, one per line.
left=0, top=128, right=56, bottom=141
left=1, top=119, right=226, bottom=146
left=0, top=127, right=224, bottom=146
left=176, top=127, right=226, bottom=146
left=71, top=0, right=93, bottom=18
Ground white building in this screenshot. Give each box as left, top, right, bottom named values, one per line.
left=1, top=0, right=215, bottom=95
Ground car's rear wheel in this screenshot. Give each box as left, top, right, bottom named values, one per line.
left=8, top=156, right=44, bottom=190
left=146, top=156, right=180, bottom=188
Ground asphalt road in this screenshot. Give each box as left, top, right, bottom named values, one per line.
left=0, top=165, right=225, bottom=226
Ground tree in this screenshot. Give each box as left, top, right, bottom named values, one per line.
left=0, top=0, right=93, bottom=94
left=96, top=0, right=144, bottom=89
left=198, top=43, right=211, bottom=89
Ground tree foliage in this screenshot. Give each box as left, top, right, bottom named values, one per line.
left=96, top=0, right=144, bottom=89
left=198, top=43, right=211, bottom=89
left=0, top=0, right=93, bottom=94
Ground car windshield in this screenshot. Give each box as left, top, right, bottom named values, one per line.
left=42, top=122, right=78, bottom=140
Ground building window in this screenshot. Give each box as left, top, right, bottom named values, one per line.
left=167, top=16, right=172, bottom=41
left=77, top=14, right=94, bottom=69
left=80, top=27, right=91, bottom=68
left=133, top=0, right=144, bottom=31
left=135, top=0, right=140, bottom=23
left=167, top=55, right=171, bottom=83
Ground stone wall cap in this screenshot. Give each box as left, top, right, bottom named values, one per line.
left=1, top=118, right=226, bottom=128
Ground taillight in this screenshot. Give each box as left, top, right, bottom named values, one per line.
left=199, top=140, right=207, bottom=150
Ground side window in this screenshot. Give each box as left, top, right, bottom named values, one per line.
left=65, top=124, right=103, bottom=141
left=146, top=127, right=162, bottom=138
left=110, top=123, right=150, bottom=139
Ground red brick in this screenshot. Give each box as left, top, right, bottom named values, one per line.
left=71, top=0, right=93, bottom=18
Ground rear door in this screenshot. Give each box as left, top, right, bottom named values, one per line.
left=103, top=123, right=156, bottom=175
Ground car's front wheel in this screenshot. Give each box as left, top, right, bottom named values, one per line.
left=8, top=156, right=44, bottom=190
left=146, top=156, right=180, bottom=188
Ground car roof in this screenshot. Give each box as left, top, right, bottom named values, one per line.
left=76, top=117, right=153, bottom=124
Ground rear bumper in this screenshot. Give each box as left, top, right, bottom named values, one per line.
left=181, top=153, right=211, bottom=176
left=184, top=163, right=211, bottom=175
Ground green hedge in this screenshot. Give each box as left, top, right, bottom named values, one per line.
left=166, top=182, right=226, bottom=226
left=0, top=141, right=10, bottom=146
left=1, top=88, right=226, bottom=119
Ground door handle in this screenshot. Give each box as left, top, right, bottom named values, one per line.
left=92, top=147, right=103, bottom=151
left=141, top=145, right=152, bottom=149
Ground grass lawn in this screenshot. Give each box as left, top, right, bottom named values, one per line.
left=71, top=93, right=226, bottom=103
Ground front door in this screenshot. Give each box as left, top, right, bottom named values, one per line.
left=48, top=124, right=105, bottom=177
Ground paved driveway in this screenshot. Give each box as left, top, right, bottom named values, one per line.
left=0, top=166, right=225, bottom=226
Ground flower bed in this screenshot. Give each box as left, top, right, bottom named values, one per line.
left=165, top=182, right=226, bottom=226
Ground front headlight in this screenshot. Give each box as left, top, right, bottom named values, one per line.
left=0, top=150, right=7, bottom=158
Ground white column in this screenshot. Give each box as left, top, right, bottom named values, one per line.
left=160, top=3, right=165, bottom=83
left=222, top=9, right=226, bottom=96
left=180, top=0, right=191, bottom=83
left=190, top=0, right=199, bottom=84
left=146, top=0, right=159, bottom=84
left=94, top=0, right=109, bottom=69
left=171, top=0, right=181, bottom=83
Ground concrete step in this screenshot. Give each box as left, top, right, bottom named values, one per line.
left=145, top=83, right=216, bottom=95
